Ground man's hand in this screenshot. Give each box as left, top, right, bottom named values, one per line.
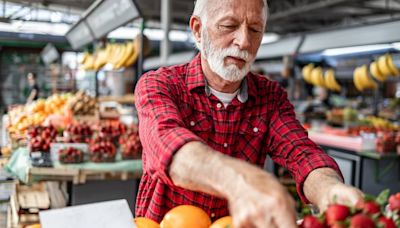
left=318, top=182, right=364, bottom=212
left=226, top=165, right=297, bottom=228
left=170, top=141, right=297, bottom=228
left=304, top=168, right=364, bottom=212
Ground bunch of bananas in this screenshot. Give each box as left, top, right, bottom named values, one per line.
left=370, top=53, right=399, bottom=82
left=363, top=116, right=398, bottom=130
left=80, top=35, right=148, bottom=71
left=353, top=65, right=377, bottom=92
left=302, top=64, right=341, bottom=92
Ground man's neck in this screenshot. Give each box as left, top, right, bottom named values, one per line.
left=201, top=57, right=242, bottom=93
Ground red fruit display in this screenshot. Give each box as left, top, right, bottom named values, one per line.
left=99, top=122, right=127, bottom=142
left=378, top=216, right=397, bottom=228
left=325, top=204, right=350, bottom=226
left=349, top=214, right=375, bottom=228
left=89, top=139, right=117, bottom=163
left=355, top=199, right=381, bottom=215
left=119, top=132, right=142, bottom=160
left=28, top=125, right=58, bottom=152
left=65, top=122, right=93, bottom=143
left=376, top=131, right=397, bottom=154
left=300, top=215, right=325, bottom=228
left=59, top=147, right=84, bottom=164
left=389, top=193, right=400, bottom=213
left=298, top=191, right=400, bottom=228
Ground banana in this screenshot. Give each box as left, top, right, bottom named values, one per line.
left=115, top=42, right=134, bottom=69
left=80, top=52, right=90, bottom=65
left=324, top=69, right=333, bottom=90
left=302, top=64, right=314, bottom=84
left=359, top=65, right=377, bottom=90
left=325, top=69, right=341, bottom=92
left=353, top=67, right=364, bottom=92
left=123, top=38, right=140, bottom=68
left=369, top=61, right=387, bottom=82
left=311, top=67, right=324, bottom=87
left=108, top=44, right=123, bottom=66
left=82, top=54, right=95, bottom=71
left=378, top=54, right=392, bottom=77
left=386, top=54, right=400, bottom=77
left=93, top=47, right=109, bottom=71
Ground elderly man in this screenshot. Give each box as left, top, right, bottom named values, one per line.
left=134, top=0, right=363, bottom=227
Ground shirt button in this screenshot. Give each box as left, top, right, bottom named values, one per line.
left=216, top=103, right=222, bottom=109
left=253, top=127, right=259, bottom=133
left=190, top=121, right=195, bottom=126
left=223, top=143, right=228, bottom=148
left=211, top=213, right=215, bottom=218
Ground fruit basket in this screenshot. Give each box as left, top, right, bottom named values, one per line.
left=89, top=138, right=117, bottom=163
left=98, top=122, right=127, bottom=144
left=27, top=126, right=58, bottom=153
left=64, top=122, right=93, bottom=143
left=58, top=147, right=85, bottom=164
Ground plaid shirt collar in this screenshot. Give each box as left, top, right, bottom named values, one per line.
left=186, top=53, right=256, bottom=103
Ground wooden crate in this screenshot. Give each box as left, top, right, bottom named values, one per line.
left=9, top=182, right=50, bottom=227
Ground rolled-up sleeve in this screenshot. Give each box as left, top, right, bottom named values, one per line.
left=267, top=86, right=343, bottom=203
left=135, top=72, right=204, bottom=186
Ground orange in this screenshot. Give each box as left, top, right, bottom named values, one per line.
left=160, top=205, right=211, bottom=228
left=210, top=216, right=233, bottom=228
left=134, top=217, right=160, bottom=228
left=25, top=224, right=41, bottom=228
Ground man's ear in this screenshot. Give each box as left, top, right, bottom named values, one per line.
left=190, top=16, right=202, bottom=44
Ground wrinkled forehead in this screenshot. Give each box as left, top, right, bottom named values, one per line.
left=206, top=0, right=267, bottom=22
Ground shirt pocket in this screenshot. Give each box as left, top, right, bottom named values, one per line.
left=236, top=117, right=268, bottom=162
left=183, top=114, right=212, bottom=144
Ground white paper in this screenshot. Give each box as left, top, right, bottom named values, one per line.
left=39, top=199, right=136, bottom=228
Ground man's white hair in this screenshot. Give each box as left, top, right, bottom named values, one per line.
left=193, top=0, right=269, bottom=23
left=192, top=0, right=269, bottom=49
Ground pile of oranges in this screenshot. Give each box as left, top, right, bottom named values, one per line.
left=135, top=205, right=232, bottom=228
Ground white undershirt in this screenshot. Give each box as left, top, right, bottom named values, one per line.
left=209, top=87, right=239, bottom=108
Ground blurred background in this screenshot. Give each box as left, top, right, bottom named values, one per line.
left=0, top=0, right=399, bottom=227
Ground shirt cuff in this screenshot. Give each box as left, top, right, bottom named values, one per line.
left=156, top=128, right=205, bottom=186
left=295, top=156, right=343, bottom=204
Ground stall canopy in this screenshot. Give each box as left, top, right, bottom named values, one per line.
left=299, top=20, right=400, bottom=54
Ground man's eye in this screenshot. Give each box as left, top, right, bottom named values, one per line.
left=250, top=28, right=262, bottom=33
left=220, top=25, right=237, bottom=30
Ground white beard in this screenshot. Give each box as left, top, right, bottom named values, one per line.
left=200, top=29, right=255, bottom=82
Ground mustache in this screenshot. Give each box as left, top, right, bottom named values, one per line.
left=221, top=47, right=252, bottom=62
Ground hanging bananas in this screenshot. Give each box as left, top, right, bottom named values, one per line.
left=302, top=64, right=314, bottom=84
left=324, top=69, right=341, bottom=92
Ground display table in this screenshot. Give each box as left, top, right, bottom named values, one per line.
left=5, top=147, right=143, bottom=184
left=308, top=132, right=399, bottom=195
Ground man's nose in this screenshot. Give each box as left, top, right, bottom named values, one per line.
left=233, top=26, right=251, bottom=50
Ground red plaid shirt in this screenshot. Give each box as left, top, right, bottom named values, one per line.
left=134, top=54, right=341, bottom=222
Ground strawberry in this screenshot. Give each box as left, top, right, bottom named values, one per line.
left=378, top=216, right=396, bottom=228
left=325, top=204, right=350, bottom=225
left=350, top=214, right=375, bottom=228
left=355, top=199, right=381, bottom=215
left=300, top=215, right=325, bottom=228
left=388, top=193, right=400, bottom=212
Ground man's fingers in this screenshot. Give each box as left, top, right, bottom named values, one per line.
left=272, top=212, right=297, bottom=228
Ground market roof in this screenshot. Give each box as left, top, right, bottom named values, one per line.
left=3, top=0, right=400, bottom=35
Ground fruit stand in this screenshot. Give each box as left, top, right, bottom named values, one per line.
left=0, top=90, right=143, bottom=227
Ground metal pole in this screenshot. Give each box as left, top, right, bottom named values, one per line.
left=137, top=19, right=145, bottom=79
left=161, top=0, right=171, bottom=65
